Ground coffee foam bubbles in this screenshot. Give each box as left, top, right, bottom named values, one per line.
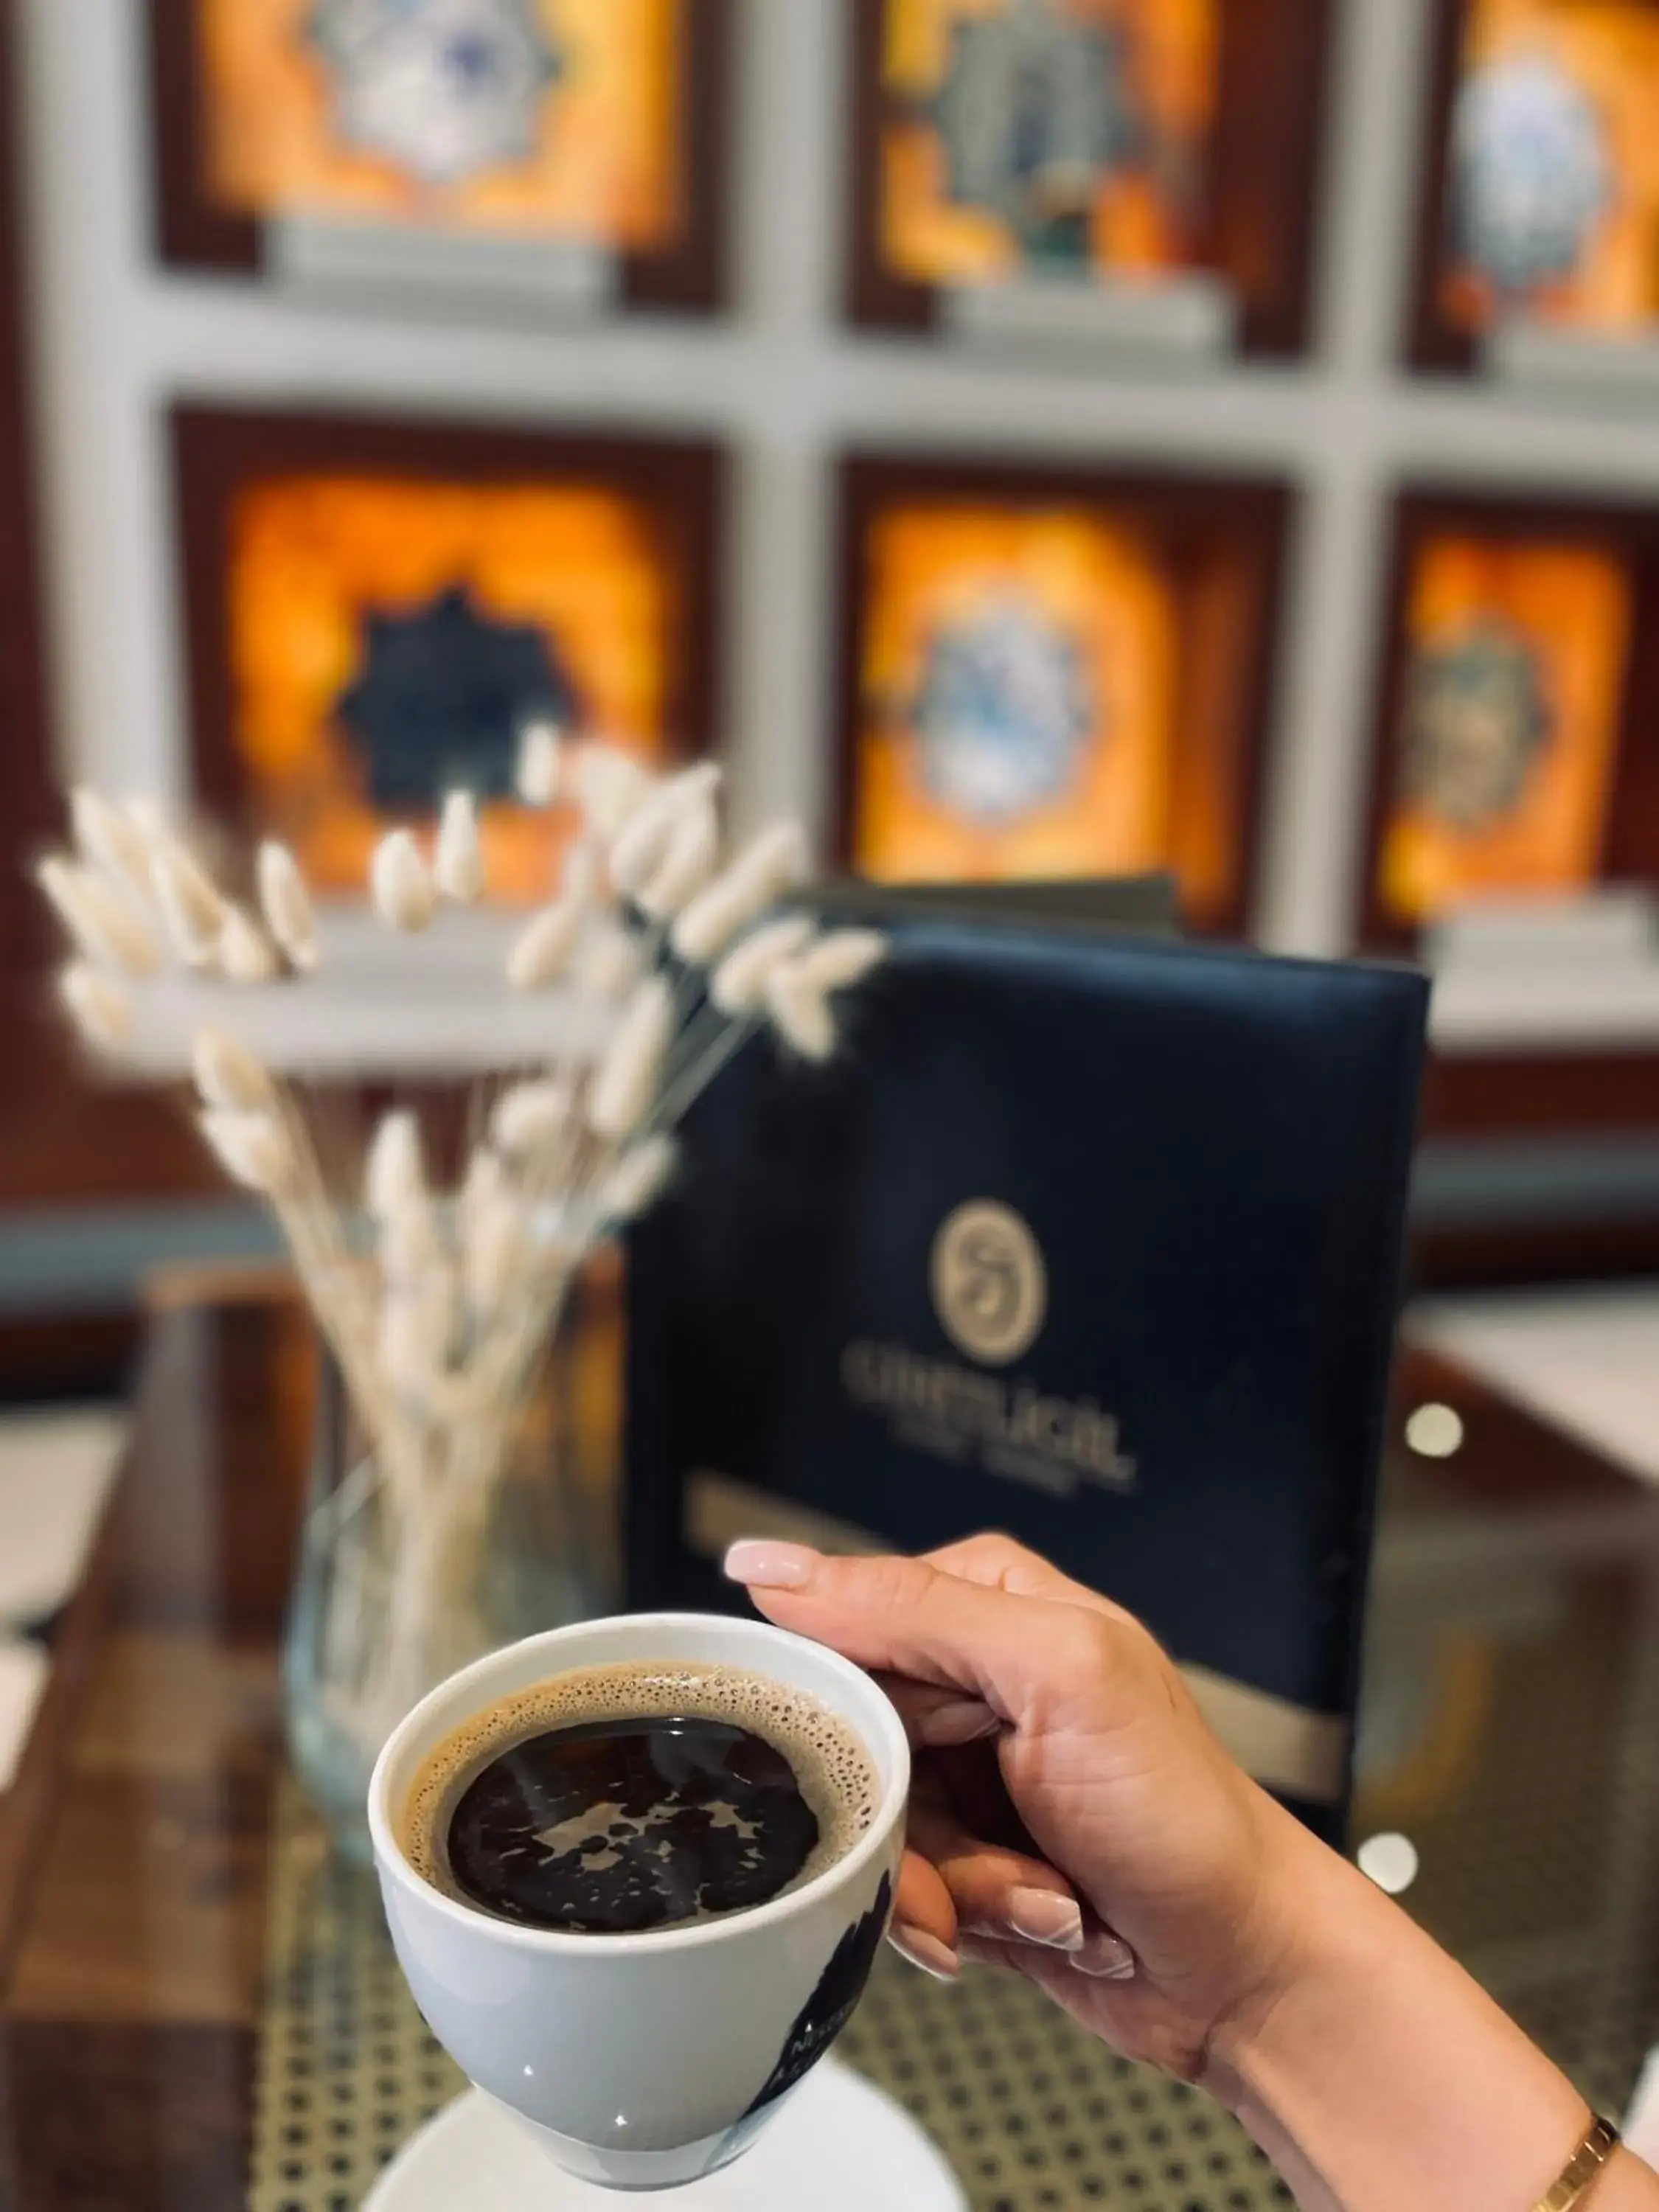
left=400, top=1658, right=880, bottom=1919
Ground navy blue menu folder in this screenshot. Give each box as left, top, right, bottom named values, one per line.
left=625, top=919, right=1430, bottom=1845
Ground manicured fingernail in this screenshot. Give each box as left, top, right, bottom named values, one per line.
left=1073, top=1932, right=1136, bottom=1980
left=1005, top=1888, right=1085, bottom=1951
left=915, top=1700, right=1002, bottom=1747
left=888, top=1925, right=960, bottom=1983
left=723, top=1540, right=817, bottom=1590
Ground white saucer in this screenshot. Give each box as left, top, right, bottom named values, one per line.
left=363, top=2057, right=967, bottom=2211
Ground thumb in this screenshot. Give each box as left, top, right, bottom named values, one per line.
left=723, top=1540, right=1102, bottom=1725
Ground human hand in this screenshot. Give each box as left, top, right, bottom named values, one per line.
left=723, top=1531, right=1305, bottom=2083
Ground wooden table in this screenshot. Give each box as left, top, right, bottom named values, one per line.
left=2, top=1294, right=1658, bottom=2208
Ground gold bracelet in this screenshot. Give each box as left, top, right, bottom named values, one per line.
left=1534, top=2118, right=1621, bottom=2211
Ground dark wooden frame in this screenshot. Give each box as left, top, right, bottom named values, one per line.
left=1405, top=0, right=1659, bottom=373
left=145, top=0, right=732, bottom=313
left=1358, top=486, right=1659, bottom=953
left=844, top=0, right=1335, bottom=358
left=830, top=451, right=1292, bottom=937
left=170, top=403, right=727, bottom=831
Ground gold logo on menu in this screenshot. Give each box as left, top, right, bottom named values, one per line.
left=930, top=1200, right=1047, bottom=1367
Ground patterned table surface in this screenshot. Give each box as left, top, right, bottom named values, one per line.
left=248, top=1779, right=1292, bottom=2212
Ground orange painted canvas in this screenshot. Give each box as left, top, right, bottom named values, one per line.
left=196, top=0, right=683, bottom=246
left=879, top=0, right=1220, bottom=288
left=1443, top=0, right=1659, bottom=335
left=1378, top=535, right=1632, bottom=927
left=227, top=473, right=682, bottom=900
left=851, top=500, right=1249, bottom=915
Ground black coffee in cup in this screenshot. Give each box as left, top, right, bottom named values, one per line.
left=400, top=1661, right=878, bottom=1936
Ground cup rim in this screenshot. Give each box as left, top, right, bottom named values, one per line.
left=367, top=1611, right=910, bottom=1956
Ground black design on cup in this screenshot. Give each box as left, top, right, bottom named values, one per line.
left=742, top=1869, right=893, bottom=2119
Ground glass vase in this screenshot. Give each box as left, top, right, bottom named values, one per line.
left=284, top=1261, right=624, bottom=1860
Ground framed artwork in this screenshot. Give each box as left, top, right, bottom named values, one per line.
left=1360, top=491, right=1659, bottom=947
left=832, top=455, right=1290, bottom=934
left=844, top=0, right=1334, bottom=358
left=172, top=406, right=723, bottom=902
left=146, top=0, right=729, bottom=312
left=1408, top=0, right=1659, bottom=375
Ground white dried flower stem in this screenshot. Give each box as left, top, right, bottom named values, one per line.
left=218, top=904, right=279, bottom=984
left=601, top=1135, right=677, bottom=1223
left=257, top=842, right=319, bottom=971
left=765, top=962, right=836, bottom=1062
left=435, top=791, right=485, bottom=903
left=490, top=1078, right=571, bottom=1159
left=70, top=788, right=153, bottom=895
left=366, top=1110, right=426, bottom=1219
left=639, top=800, right=718, bottom=921
left=372, top=830, right=437, bottom=933
left=588, top=973, right=674, bottom=1140
left=796, top=929, right=889, bottom=993
left=507, top=898, right=585, bottom=991
left=709, top=914, right=815, bottom=1015
left=59, top=963, right=133, bottom=1050
left=36, top=858, right=161, bottom=977
left=150, top=841, right=228, bottom=967
left=198, top=1108, right=299, bottom=1196
left=192, top=1026, right=276, bottom=1111
left=670, top=822, right=808, bottom=967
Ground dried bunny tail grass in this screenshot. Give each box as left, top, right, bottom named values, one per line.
left=459, top=1144, right=509, bottom=1233
left=434, top=791, right=484, bottom=903
left=192, top=1025, right=275, bottom=1112
left=709, top=914, right=815, bottom=1015
left=379, top=1200, right=445, bottom=1284
left=257, top=842, right=319, bottom=971
left=507, top=897, right=585, bottom=991
left=670, top=822, right=808, bottom=965
left=736, top=820, right=808, bottom=901
left=608, top=789, right=681, bottom=898
left=638, top=798, right=717, bottom=921
left=516, top=720, right=562, bottom=807
left=150, top=840, right=228, bottom=967
left=36, top=856, right=161, bottom=977
left=571, top=742, right=653, bottom=838
left=464, top=1194, right=529, bottom=1323
left=560, top=837, right=602, bottom=905
left=588, top=972, right=674, bottom=1140
left=371, top=829, right=437, bottom=933
left=69, top=787, right=153, bottom=894
left=608, top=763, right=723, bottom=897
left=794, top=928, right=888, bottom=993
left=379, top=1284, right=456, bottom=1402
left=59, top=963, right=133, bottom=1050
left=218, top=904, right=279, bottom=984
left=198, top=1108, right=299, bottom=1196
left=765, top=962, right=836, bottom=1062
left=366, top=1110, right=426, bottom=1220
left=575, top=921, right=644, bottom=1001
left=601, top=1134, right=678, bottom=1222
left=490, top=1078, right=572, bottom=1158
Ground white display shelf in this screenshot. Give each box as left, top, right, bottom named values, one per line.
left=14, top=0, right=1659, bottom=1050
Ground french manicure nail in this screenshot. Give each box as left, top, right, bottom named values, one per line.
left=887, top=1925, right=961, bottom=1983
left=723, top=1540, right=818, bottom=1590
left=1073, top=1933, right=1137, bottom=1980
left=1005, top=1888, right=1085, bottom=1951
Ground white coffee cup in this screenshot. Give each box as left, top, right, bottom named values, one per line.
left=368, top=1610, right=910, bottom=2191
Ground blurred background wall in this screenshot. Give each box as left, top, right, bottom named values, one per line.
left=4, top=0, right=1659, bottom=1379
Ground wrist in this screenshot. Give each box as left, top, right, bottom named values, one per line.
left=1200, top=1804, right=1590, bottom=2212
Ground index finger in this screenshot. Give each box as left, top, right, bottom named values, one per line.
left=723, top=1541, right=1105, bottom=1726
